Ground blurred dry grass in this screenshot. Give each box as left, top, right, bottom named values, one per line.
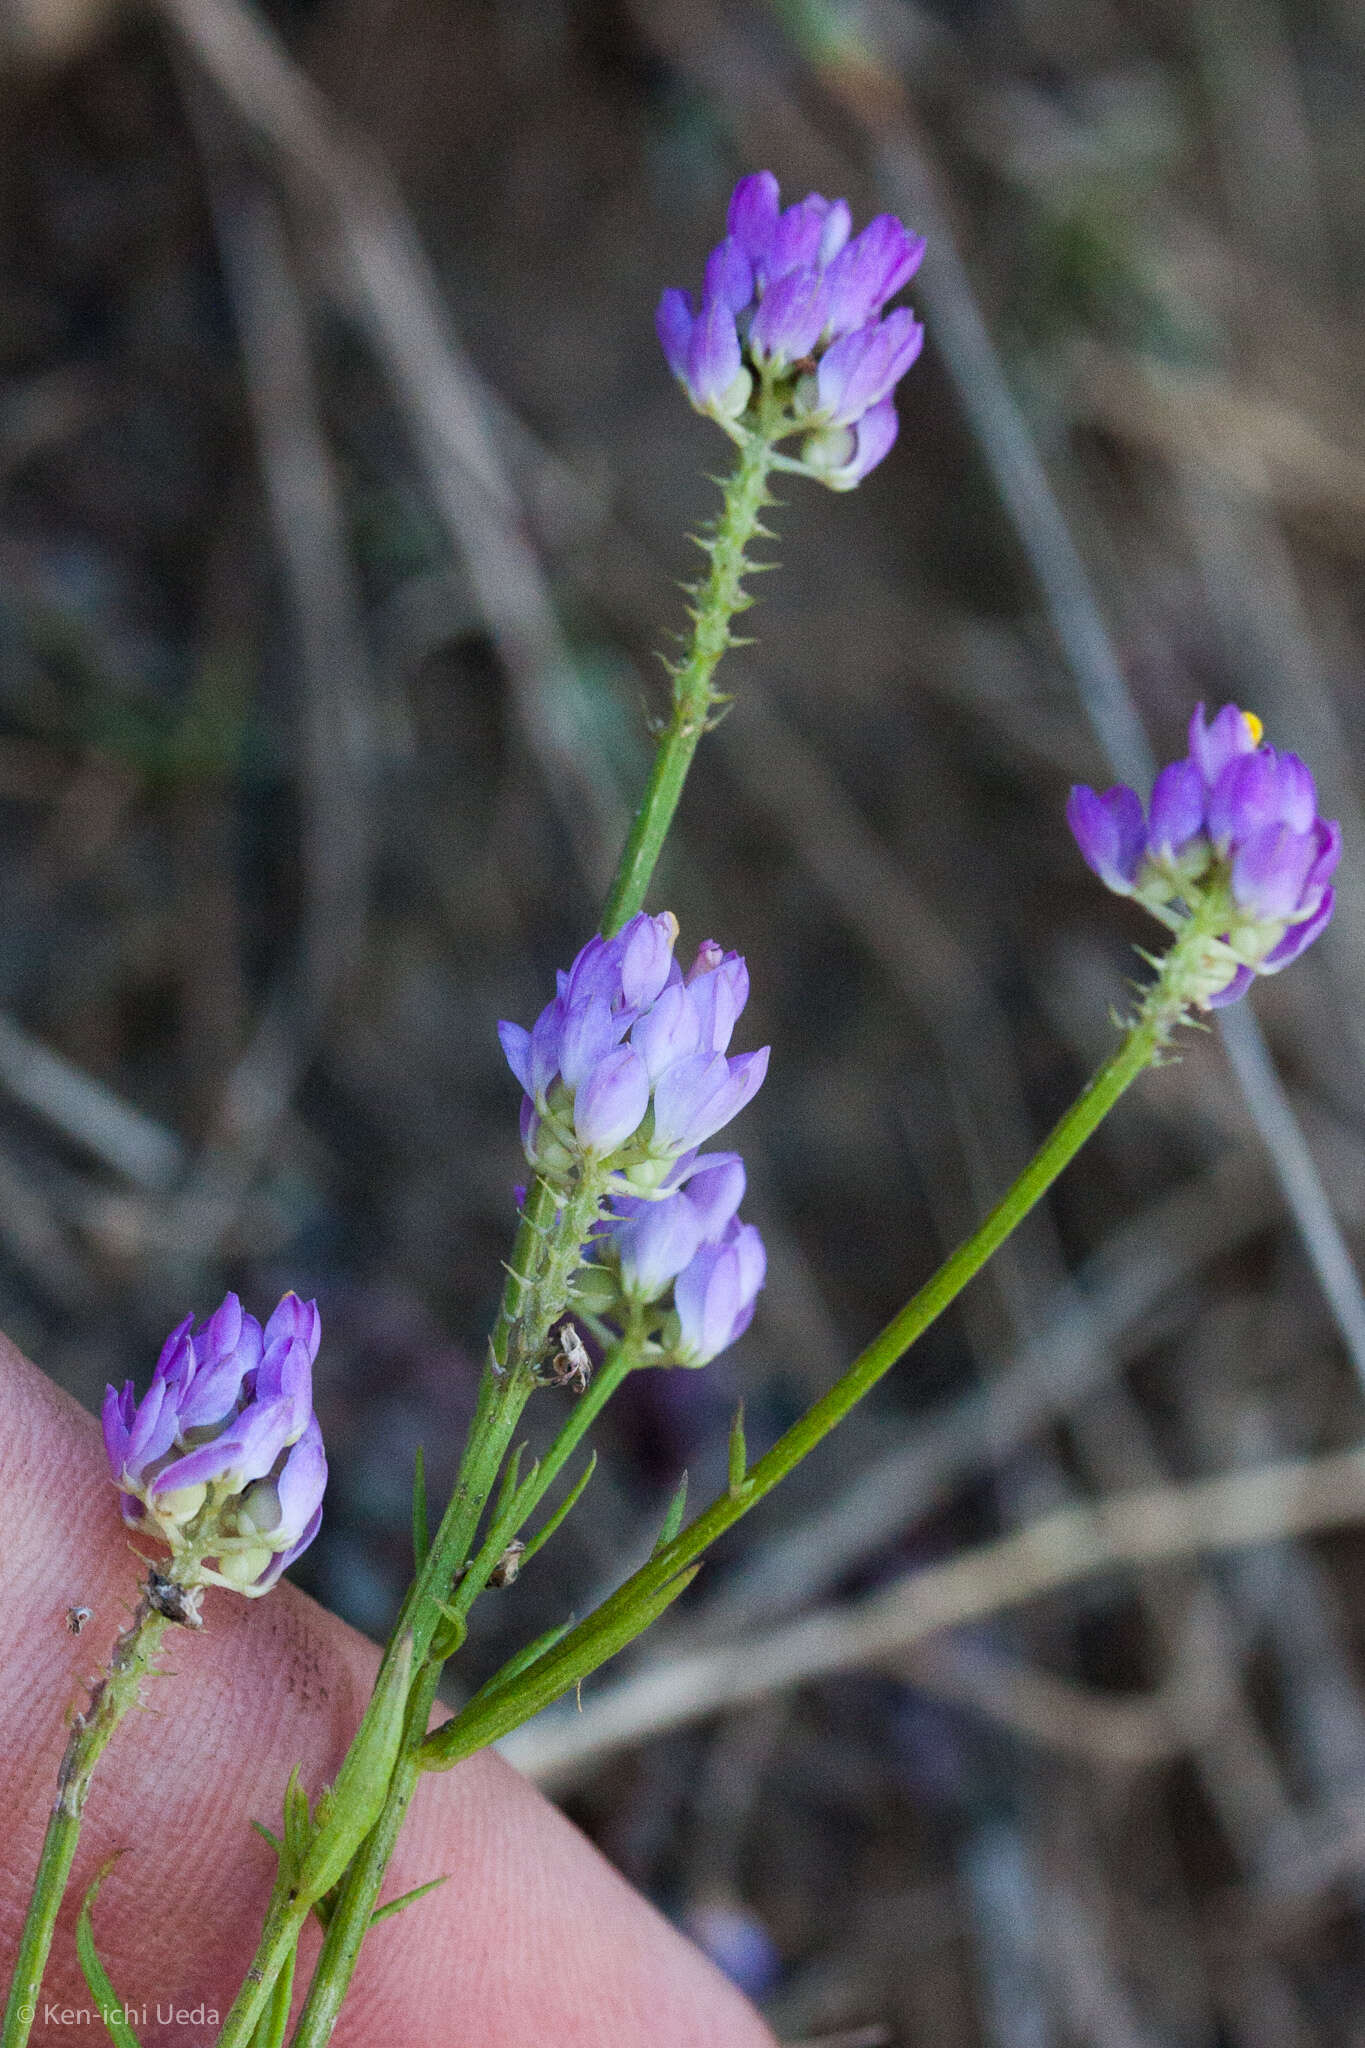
left=4, top=0, right=1365, bottom=2041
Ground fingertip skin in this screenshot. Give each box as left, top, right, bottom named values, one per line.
left=0, top=1337, right=775, bottom=2048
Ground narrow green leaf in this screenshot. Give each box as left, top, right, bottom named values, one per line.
left=727, top=1402, right=749, bottom=1499
left=652, top=1469, right=689, bottom=1556
left=251, top=1819, right=283, bottom=1855
left=411, top=1444, right=429, bottom=1568
left=369, top=1874, right=450, bottom=1926
left=520, top=1450, right=597, bottom=1568
left=75, top=1863, right=143, bottom=2048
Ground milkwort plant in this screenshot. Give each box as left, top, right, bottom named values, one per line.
left=0, top=171, right=1340, bottom=2048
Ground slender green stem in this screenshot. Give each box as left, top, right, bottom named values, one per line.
left=600, top=428, right=777, bottom=934
left=426, top=921, right=1221, bottom=1765
left=284, top=1184, right=622, bottom=2046
left=1, top=1595, right=170, bottom=2048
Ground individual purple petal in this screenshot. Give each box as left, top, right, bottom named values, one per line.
left=1145, top=759, right=1205, bottom=859
left=1188, top=702, right=1260, bottom=787
left=823, top=215, right=925, bottom=334
left=559, top=994, right=622, bottom=1094
left=574, top=1045, right=651, bottom=1154
left=618, top=912, right=680, bottom=1010
left=677, top=1151, right=746, bottom=1239
left=1205, top=965, right=1256, bottom=1008
left=253, top=1334, right=314, bottom=1447
left=749, top=267, right=829, bottom=366
left=613, top=1191, right=708, bottom=1300
left=251, top=1417, right=328, bottom=1544
left=498, top=1020, right=534, bottom=1093
left=656, top=289, right=696, bottom=381
left=686, top=296, right=745, bottom=414
left=152, top=1313, right=194, bottom=1382
left=674, top=1220, right=767, bottom=1365
left=101, top=1381, right=134, bottom=1474
left=1304, top=818, right=1342, bottom=900
left=815, top=309, right=924, bottom=427
left=817, top=197, right=853, bottom=265
left=529, top=999, right=565, bottom=1097
left=703, top=237, right=754, bottom=315
left=1230, top=823, right=1319, bottom=921
left=804, top=396, right=900, bottom=488
left=765, top=196, right=832, bottom=281
left=1066, top=784, right=1146, bottom=894
left=266, top=1293, right=321, bottom=1364
left=1272, top=753, right=1318, bottom=834
left=124, top=1370, right=180, bottom=1476
left=726, top=171, right=780, bottom=263
left=1207, top=752, right=1284, bottom=849
left=631, top=982, right=701, bottom=1083
left=252, top=1502, right=324, bottom=1591
left=652, top=1046, right=770, bottom=1154
left=1259, top=888, right=1336, bottom=971
left=685, top=953, right=749, bottom=1053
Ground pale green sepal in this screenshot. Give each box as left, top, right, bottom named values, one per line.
left=75, top=1862, right=143, bottom=2048
left=727, top=1402, right=750, bottom=1499
left=652, top=1470, right=689, bottom=1555
left=295, top=1633, right=414, bottom=1907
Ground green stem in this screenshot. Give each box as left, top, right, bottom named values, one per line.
left=426, top=921, right=1220, bottom=1765
left=1, top=1595, right=170, bottom=2048
left=284, top=1183, right=620, bottom=2047
left=600, top=428, right=777, bottom=935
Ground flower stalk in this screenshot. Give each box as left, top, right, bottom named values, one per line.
left=1, top=1584, right=175, bottom=2048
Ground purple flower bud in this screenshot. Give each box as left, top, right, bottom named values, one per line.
left=631, top=982, right=702, bottom=1083
left=574, top=1044, right=651, bottom=1155
left=686, top=297, right=749, bottom=419
left=1066, top=783, right=1145, bottom=894
left=673, top=1219, right=767, bottom=1365
left=657, top=173, right=923, bottom=485
left=727, top=171, right=780, bottom=264
left=651, top=1047, right=770, bottom=1156
left=823, top=215, right=926, bottom=335
left=801, top=395, right=900, bottom=490
left=1146, top=759, right=1204, bottom=862
left=765, top=195, right=835, bottom=282
left=684, top=949, right=750, bottom=1053
left=1070, top=705, right=1339, bottom=1003
left=749, top=267, right=829, bottom=368
left=103, top=1294, right=325, bottom=1596
left=656, top=289, right=694, bottom=381
left=504, top=918, right=764, bottom=1176
left=1189, top=702, right=1262, bottom=787
left=703, top=237, right=755, bottom=315
left=814, top=309, right=925, bottom=427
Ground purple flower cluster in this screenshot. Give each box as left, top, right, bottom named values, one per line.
left=499, top=913, right=769, bottom=1176
left=1068, top=704, right=1339, bottom=1007
left=657, top=171, right=924, bottom=488
left=103, top=1292, right=326, bottom=1594
left=602, top=1151, right=766, bottom=1367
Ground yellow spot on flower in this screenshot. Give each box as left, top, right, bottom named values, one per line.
left=1242, top=710, right=1264, bottom=747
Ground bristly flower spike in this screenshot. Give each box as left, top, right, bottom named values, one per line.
left=657, top=170, right=925, bottom=489
left=1068, top=703, right=1339, bottom=1010
left=102, top=1292, right=327, bottom=1594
